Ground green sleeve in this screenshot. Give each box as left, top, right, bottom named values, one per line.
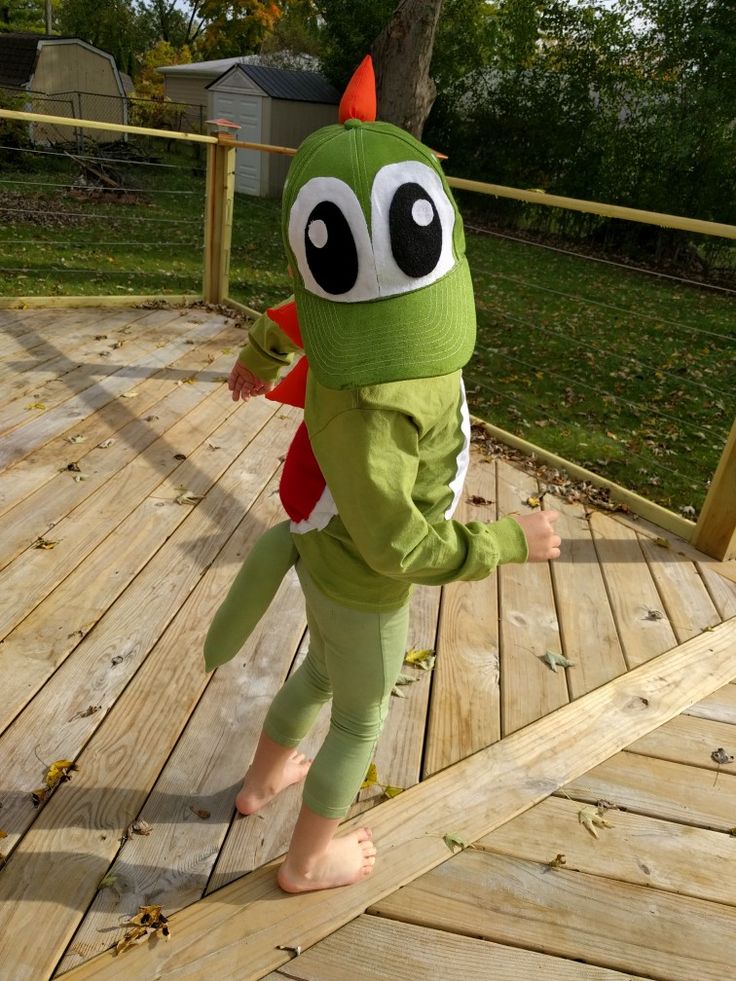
left=311, top=408, right=528, bottom=585
left=237, top=303, right=302, bottom=382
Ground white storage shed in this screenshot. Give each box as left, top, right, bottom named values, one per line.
left=206, top=64, right=339, bottom=197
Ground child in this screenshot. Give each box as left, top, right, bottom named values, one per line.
left=205, top=57, right=561, bottom=894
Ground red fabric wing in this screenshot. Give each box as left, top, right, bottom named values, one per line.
left=266, top=300, right=302, bottom=347
left=265, top=356, right=308, bottom=408
left=279, top=421, right=326, bottom=524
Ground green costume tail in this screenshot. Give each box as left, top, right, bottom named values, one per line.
left=203, top=520, right=298, bottom=672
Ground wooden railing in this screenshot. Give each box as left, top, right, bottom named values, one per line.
left=1, top=106, right=734, bottom=561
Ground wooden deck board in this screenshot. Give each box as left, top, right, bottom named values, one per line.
left=497, top=460, right=568, bottom=734
left=264, top=914, right=653, bottom=981
left=371, top=851, right=736, bottom=981
left=56, top=622, right=736, bottom=980
left=424, top=455, right=500, bottom=775
left=2, top=308, right=736, bottom=980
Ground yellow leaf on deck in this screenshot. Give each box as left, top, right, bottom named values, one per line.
left=525, top=496, right=541, bottom=508
left=361, top=763, right=379, bottom=790
left=26, top=402, right=46, bottom=410
left=384, top=785, right=404, bottom=799
left=578, top=805, right=613, bottom=838
left=45, top=759, right=78, bottom=788
left=404, top=648, right=436, bottom=670
left=443, top=832, right=471, bottom=853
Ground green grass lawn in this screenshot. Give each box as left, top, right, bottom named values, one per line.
left=1, top=141, right=733, bottom=516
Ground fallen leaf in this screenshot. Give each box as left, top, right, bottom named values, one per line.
left=182, top=375, right=197, bottom=384
left=541, top=650, right=574, bottom=672
left=65, top=462, right=81, bottom=472
left=360, top=763, right=379, bottom=790
left=644, top=609, right=665, bottom=621
left=98, top=872, right=119, bottom=890
left=97, top=438, right=115, bottom=449
left=26, top=401, right=46, bottom=410
left=0, top=831, right=6, bottom=839
left=130, top=820, right=153, bottom=835
left=145, top=415, right=159, bottom=422
left=175, top=492, right=203, bottom=506
left=404, top=648, right=436, bottom=670
left=711, top=748, right=734, bottom=765
left=578, top=805, right=613, bottom=839
left=383, top=785, right=403, bottom=799
left=44, top=759, right=78, bottom=789
left=116, top=905, right=170, bottom=954
left=120, top=391, right=139, bottom=399
left=189, top=806, right=210, bottom=820
left=654, top=537, right=671, bottom=549
left=390, top=685, right=407, bottom=698
left=467, top=494, right=493, bottom=506
left=525, top=496, right=541, bottom=508
left=443, top=832, right=471, bottom=853
left=548, top=853, right=567, bottom=869
left=394, top=673, right=417, bottom=687
left=31, top=787, right=48, bottom=807
left=66, top=435, right=87, bottom=444
left=34, top=537, right=58, bottom=550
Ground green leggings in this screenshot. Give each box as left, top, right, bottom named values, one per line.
left=263, top=562, right=410, bottom=819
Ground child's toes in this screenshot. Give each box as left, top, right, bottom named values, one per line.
left=356, top=827, right=372, bottom=843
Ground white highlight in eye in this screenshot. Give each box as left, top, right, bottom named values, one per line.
left=412, top=199, right=434, bottom=227
left=371, top=160, right=456, bottom=297
left=307, top=218, right=328, bottom=248
left=288, top=176, right=379, bottom=303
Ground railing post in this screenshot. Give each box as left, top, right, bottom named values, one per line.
left=203, top=118, right=239, bottom=304
left=692, top=417, right=736, bottom=560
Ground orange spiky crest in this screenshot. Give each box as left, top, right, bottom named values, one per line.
left=338, top=55, right=377, bottom=124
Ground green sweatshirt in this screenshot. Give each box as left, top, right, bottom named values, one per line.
left=238, top=310, right=528, bottom=611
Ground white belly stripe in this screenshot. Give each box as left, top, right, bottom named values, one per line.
left=445, top=376, right=471, bottom=520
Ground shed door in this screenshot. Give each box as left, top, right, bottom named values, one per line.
left=214, top=91, right=263, bottom=196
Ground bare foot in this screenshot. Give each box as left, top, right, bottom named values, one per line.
left=235, top=751, right=311, bottom=815
left=277, top=828, right=376, bottom=893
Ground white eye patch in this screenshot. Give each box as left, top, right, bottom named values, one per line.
left=287, top=176, right=379, bottom=302
left=370, top=161, right=457, bottom=297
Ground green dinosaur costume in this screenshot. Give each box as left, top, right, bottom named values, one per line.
left=204, top=58, right=528, bottom=818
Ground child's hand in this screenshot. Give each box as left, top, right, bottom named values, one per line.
left=228, top=361, right=274, bottom=402
left=511, top=510, right=561, bottom=562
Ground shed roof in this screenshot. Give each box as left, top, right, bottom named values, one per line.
left=207, top=63, right=339, bottom=105
left=158, top=55, right=258, bottom=78
left=0, top=31, right=43, bottom=87
left=0, top=32, right=120, bottom=89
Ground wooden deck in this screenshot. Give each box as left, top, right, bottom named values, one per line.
left=1, top=305, right=736, bottom=981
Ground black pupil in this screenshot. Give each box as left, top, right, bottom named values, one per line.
left=304, top=201, right=358, bottom=295
left=389, top=182, right=442, bottom=278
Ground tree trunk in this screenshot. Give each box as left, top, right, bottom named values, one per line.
left=45, top=0, right=53, bottom=33
left=371, top=0, right=444, bottom=138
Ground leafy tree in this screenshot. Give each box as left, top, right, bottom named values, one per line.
left=0, top=0, right=58, bottom=32
left=136, top=0, right=193, bottom=48
left=186, top=0, right=284, bottom=58
left=57, top=0, right=145, bottom=72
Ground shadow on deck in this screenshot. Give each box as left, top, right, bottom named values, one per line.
left=1, top=305, right=735, bottom=981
